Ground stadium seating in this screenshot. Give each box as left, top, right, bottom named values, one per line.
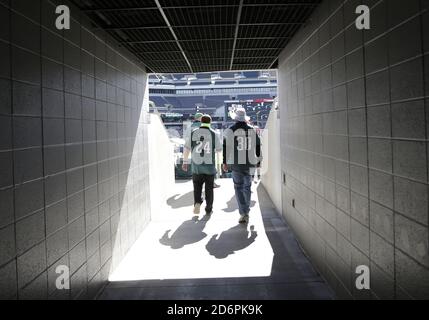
left=237, top=94, right=272, bottom=100
left=164, top=97, right=183, bottom=108
left=176, top=96, right=204, bottom=108
left=150, top=96, right=168, bottom=108
left=150, top=93, right=273, bottom=129
left=204, top=96, right=230, bottom=108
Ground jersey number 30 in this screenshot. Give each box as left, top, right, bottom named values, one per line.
left=237, top=137, right=252, bottom=151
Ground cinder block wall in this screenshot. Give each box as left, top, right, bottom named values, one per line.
left=278, top=0, right=429, bottom=299
left=0, top=0, right=151, bottom=299
left=261, top=109, right=282, bottom=214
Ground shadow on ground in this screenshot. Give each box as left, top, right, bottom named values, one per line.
left=99, top=181, right=335, bottom=300
left=222, top=195, right=256, bottom=213
left=159, top=215, right=211, bottom=249
left=206, top=224, right=258, bottom=259
left=166, top=191, right=194, bottom=209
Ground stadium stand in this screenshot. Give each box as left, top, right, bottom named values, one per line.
left=204, top=96, right=231, bottom=108
left=237, top=94, right=272, bottom=100
left=150, top=96, right=169, bottom=108
left=149, top=71, right=277, bottom=132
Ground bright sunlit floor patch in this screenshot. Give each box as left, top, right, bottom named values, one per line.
left=109, top=180, right=274, bottom=281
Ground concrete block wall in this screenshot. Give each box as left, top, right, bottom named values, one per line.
left=278, top=0, right=429, bottom=299
left=261, top=109, right=283, bottom=214
left=0, top=0, right=151, bottom=299
left=148, top=114, right=175, bottom=220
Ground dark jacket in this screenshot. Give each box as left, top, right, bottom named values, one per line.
left=223, top=122, right=261, bottom=174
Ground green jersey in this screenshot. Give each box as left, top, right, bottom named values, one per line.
left=185, top=126, right=222, bottom=175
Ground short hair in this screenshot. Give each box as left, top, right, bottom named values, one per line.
left=194, top=112, right=203, bottom=121
left=201, top=115, right=212, bottom=124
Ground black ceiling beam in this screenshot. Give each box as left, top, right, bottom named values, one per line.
left=154, top=0, right=193, bottom=73
left=121, top=37, right=292, bottom=44
left=230, top=0, right=244, bottom=70
left=134, top=48, right=284, bottom=56
left=99, top=22, right=305, bottom=31
left=145, top=56, right=278, bottom=62
left=82, top=3, right=318, bottom=13
left=82, top=5, right=238, bottom=13
left=71, top=0, right=321, bottom=73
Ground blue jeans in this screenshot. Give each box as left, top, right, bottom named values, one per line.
left=232, top=171, right=252, bottom=216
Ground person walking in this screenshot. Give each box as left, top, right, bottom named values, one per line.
left=223, top=108, right=261, bottom=224
left=191, top=112, right=203, bottom=130
left=184, top=112, right=203, bottom=141
left=183, top=115, right=222, bottom=215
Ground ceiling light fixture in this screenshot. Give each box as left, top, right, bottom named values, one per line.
left=181, top=74, right=198, bottom=85
left=258, top=71, right=271, bottom=80
left=234, top=73, right=247, bottom=79
left=211, top=73, right=222, bottom=81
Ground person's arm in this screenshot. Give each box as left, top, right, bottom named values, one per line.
left=182, top=131, right=192, bottom=171
left=255, top=129, right=262, bottom=167
left=222, top=133, right=228, bottom=172
left=255, top=132, right=261, bottom=159
left=182, top=147, right=191, bottom=171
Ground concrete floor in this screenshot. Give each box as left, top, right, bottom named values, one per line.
left=98, top=179, right=335, bottom=300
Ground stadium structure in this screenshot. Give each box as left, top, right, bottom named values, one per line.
left=3, top=0, right=429, bottom=302
left=148, top=70, right=278, bottom=138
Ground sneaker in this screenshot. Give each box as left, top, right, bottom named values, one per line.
left=239, top=215, right=249, bottom=224
left=205, top=211, right=213, bottom=216
left=193, top=203, right=201, bottom=215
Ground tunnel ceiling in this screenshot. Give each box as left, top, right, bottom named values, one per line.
left=72, top=0, right=321, bottom=74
